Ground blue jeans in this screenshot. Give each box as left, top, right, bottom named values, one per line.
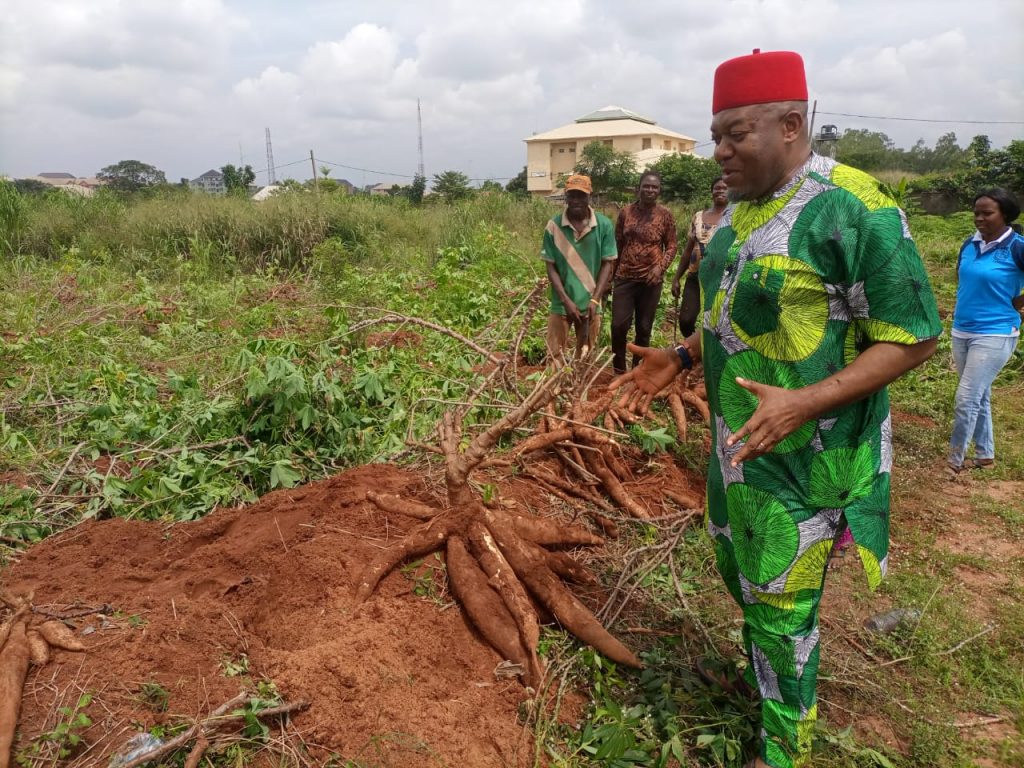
left=949, top=335, right=1018, bottom=466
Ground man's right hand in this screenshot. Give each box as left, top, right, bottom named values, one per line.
left=670, top=277, right=681, bottom=299
left=564, top=303, right=582, bottom=325
left=608, top=343, right=683, bottom=415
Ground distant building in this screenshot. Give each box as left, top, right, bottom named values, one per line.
left=190, top=169, right=226, bottom=195
left=251, top=184, right=282, bottom=201
left=524, top=106, right=698, bottom=196
left=369, top=182, right=402, bottom=196
left=37, top=172, right=77, bottom=182
left=23, top=173, right=103, bottom=194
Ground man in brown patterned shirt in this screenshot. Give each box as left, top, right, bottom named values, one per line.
left=611, top=171, right=678, bottom=373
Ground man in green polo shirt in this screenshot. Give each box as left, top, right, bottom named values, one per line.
left=541, top=173, right=617, bottom=360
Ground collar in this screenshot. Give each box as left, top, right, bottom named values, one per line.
left=973, top=227, right=1013, bottom=254
left=562, top=206, right=598, bottom=237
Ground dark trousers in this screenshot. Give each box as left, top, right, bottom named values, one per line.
left=611, top=278, right=663, bottom=373
left=678, top=271, right=701, bottom=337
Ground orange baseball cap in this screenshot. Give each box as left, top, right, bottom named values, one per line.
left=564, top=174, right=593, bottom=194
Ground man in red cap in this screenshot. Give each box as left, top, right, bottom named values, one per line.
left=612, top=50, right=942, bottom=768
left=541, top=173, right=617, bottom=360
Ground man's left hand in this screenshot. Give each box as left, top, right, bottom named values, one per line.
left=725, top=377, right=812, bottom=466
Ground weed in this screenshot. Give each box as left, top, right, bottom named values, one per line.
left=630, top=425, right=676, bottom=454
left=220, top=653, right=250, bottom=678
left=16, top=693, right=93, bottom=764
left=138, top=681, right=170, bottom=712
left=400, top=553, right=451, bottom=606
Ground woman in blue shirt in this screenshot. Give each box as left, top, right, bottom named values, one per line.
left=948, top=188, right=1024, bottom=474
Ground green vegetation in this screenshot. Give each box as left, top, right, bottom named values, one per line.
left=830, top=130, right=1024, bottom=206
left=96, top=160, right=168, bottom=195
left=16, top=694, right=93, bottom=764
left=221, top=163, right=256, bottom=194
left=1, top=186, right=1021, bottom=766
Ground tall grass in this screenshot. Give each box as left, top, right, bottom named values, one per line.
left=0, top=184, right=555, bottom=274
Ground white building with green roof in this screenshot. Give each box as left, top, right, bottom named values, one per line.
left=523, top=106, right=697, bottom=196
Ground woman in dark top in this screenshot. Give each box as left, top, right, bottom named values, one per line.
left=672, top=177, right=729, bottom=336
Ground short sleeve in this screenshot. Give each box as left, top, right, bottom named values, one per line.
left=1011, top=236, right=1024, bottom=273
left=789, top=187, right=942, bottom=345
left=541, top=222, right=557, bottom=263
left=600, top=217, right=618, bottom=261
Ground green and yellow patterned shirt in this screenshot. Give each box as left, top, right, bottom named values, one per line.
left=700, top=154, right=942, bottom=596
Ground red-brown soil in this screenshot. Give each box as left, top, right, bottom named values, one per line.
left=3, top=440, right=704, bottom=767
left=5, top=465, right=542, bottom=766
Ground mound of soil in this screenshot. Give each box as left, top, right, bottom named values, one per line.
left=5, top=465, right=543, bottom=766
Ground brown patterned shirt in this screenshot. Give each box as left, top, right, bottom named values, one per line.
left=614, top=203, right=677, bottom=281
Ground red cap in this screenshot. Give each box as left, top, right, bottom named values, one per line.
left=712, top=49, right=807, bottom=114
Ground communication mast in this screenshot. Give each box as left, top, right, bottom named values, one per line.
left=265, top=127, right=277, bottom=184
left=416, top=99, right=425, bottom=179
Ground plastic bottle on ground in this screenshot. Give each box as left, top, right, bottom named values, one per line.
left=108, top=733, right=165, bottom=767
left=862, top=608, right=922, bottom=634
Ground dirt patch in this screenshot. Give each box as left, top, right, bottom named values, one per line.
left=0, top=472, right=34, bottom=489
left=984, top=480, right=1024, bottom=506
left=54, top=275, right=79, bottom=306
left=953, top=563, right=1010, bottom=591
left=3, top=465, right=536, bottom=766
left=242, top=282, right=305, bottom=307
left=938, top=515, right=1018, bottom=561
left=891, top=410, right=937, bottom=429
left=853, top=714, right=905, bottom=753
left=365, top=330, right=423, bottom=350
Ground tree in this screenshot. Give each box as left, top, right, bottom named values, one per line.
left=834, top=130, right=896, bottom=171
left=992, top=140, right=1024, bottom=196
left=97, top=160, right=167, bottom=194
left=431, top=170, right=473, bottom=203
left=478, top=180, right=503, bottom=194
left=931, top=132, right=965, bottom=171
left=506, top=166, right=528, bottom=198
left=405, top=174, right=426, bottom=205
left=12, top=178, right=51, bottom=196
left=648, top=153, right=721, bottom=203
left=221, top=164, right=256, bottom=194
left=967, top=135, right=992, bottom=166
left=572, top=141, right=638, bottom=201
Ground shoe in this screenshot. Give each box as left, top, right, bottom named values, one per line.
left=695, top=657, right=758, bottom=701
left=969, top=458, right=995, bottom=469
left=946, top=462, right=965, bottom=477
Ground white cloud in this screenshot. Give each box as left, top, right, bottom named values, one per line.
left=0, top=0, right=1021, bottom=183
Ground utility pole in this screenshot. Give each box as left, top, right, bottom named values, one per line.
left=808, top=99, right=817, bottom=143
left=416, top=98, right=425, bottom=180
left=265, top=127, right=277, bottom=184
left=309, top=149, right=319, bottom=193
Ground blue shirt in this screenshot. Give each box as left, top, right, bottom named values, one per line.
left=953, top=229, right=1024, bottom=336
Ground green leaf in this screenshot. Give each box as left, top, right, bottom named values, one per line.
left=269, top=460, right=301, bottom=489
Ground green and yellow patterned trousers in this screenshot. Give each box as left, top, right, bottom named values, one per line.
left=715, top=538, right=825, bottom=768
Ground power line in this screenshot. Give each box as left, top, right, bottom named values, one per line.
left=318, top=157, right=517, bottom=183
left=817, top=111, right=1024, bottom=126
left=317, top=158, right=416, bottom=179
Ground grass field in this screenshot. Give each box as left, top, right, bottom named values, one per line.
left=1, top=188, right=1021, bottom=767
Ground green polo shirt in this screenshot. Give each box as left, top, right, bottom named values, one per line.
left=541, top=207, right=617, bottom=315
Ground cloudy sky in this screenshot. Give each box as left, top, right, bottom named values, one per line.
left=2, top=0, right=1021, bottom=186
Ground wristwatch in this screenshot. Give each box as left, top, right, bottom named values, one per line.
left=674, top=340, right=694, bottom=370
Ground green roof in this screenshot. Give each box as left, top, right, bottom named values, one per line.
left=575, top=105, right=655, bottom=125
